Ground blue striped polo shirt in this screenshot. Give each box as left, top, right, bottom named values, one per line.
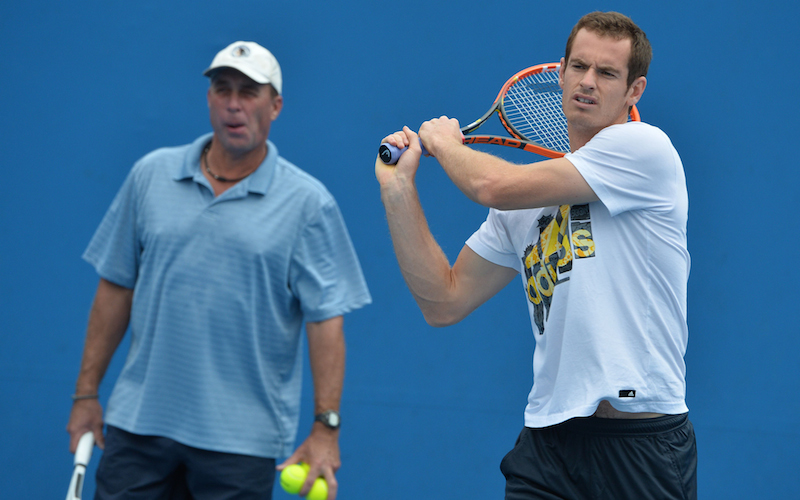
left=83, top=133, right=371, bottom=458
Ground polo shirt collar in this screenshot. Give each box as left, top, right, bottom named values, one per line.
left=174, top=133, right=278, bottom=196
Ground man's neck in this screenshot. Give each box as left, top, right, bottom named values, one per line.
left=206, top=140, right=266, bottom=178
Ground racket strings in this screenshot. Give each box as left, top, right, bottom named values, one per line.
left=502, top=69, right=571, bottom=154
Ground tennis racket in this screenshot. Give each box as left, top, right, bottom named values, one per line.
left=66, top=432, right=95, bottom=500
left=379, top=62, right=641, bottom=164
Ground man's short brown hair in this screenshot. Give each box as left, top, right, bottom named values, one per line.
left=564, top=11, right=652, bottom=88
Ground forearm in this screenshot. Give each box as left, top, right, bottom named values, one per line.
left=431, top=141, right=504, bottom=206
left=379, top=177, right=463, bottom=325
left=419, top=113, right=596, bottom=209
left=419, top=118, right=520, bottom=208
left=68, top=278, right=133, bottom=450
left=306, top=317, right=345, bottom=415
left=436, top=143, right=598, bottom=209
left=74, top=278, right=133, bottom=394
left=300, top=317, right=345, bottom=496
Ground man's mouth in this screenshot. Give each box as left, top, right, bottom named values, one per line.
left=575, top=96, right=596, bottom=105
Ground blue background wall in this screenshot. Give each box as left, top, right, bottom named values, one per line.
left=2, top=1, right=797, bottom=498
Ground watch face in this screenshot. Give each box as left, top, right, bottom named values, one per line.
left=318, top=411, right=340, bottom=428
left=327, top=412, right=340, bottom=427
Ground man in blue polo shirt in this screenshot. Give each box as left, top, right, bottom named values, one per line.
left=66, top=41, right=371, bottom=499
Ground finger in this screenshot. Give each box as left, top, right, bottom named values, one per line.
left=402, top=126, right=420, bottom=149
left=298, top=466, right=337, bottom=500
left=68, top=431, right=80, bottom=454
left=276, top=452, right=303, bottom=471
left=94, top=425, right=105, bottom=450
left=394, top=131, right=411, bottom=148
left=323, top=469, right=339, bottom=500
left=299, top=474, right=317, bottom=497
left=382, top=131, right=410, bottom=148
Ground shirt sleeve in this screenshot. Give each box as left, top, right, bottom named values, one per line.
left=465, top=209, right=522, bottom=271
left=82, top=167, right=141, bottom=289
left=289, top=199, right=372, bottom=322
left=565, top=122, right=683, bottom=217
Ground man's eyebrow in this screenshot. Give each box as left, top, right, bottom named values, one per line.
left=569, top=58, right=623, bottom=74
left=597, top=62, right=623, bottom=73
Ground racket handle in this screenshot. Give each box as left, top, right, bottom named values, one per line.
left=66, top=432, right=94, bottom=500
left=74, top=432, right=95, bottom=466
left=379, top=139, right=429, bottom=165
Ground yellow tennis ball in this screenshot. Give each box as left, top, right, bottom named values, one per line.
left=280, top=463, right=310, bottom=495
left=306, top=476, right=329, bottom=500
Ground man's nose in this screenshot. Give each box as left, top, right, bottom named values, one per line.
left=580, top=69, right=597, bottom=89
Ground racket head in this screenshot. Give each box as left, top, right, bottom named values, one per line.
left=476, top=63, right=640, bottom=158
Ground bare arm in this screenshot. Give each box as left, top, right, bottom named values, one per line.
left=278, top=316, right=345, bottom=500
left=376, top=129, right=518, bottom=326
left=66, top=278, right=133, bottom=451
left=419, top=117, right=599, bottom=210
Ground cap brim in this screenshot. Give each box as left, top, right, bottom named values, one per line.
left=203, top=65, right=271, bottom=86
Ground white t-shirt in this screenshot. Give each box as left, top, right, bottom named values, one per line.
left=466, top=122, right=690, bottom=428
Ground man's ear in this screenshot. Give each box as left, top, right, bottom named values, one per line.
left=627, top=75, right=647, bottom=107
left=271, top=95, right=284, bottom=121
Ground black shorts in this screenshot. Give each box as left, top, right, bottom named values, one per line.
left=95, top=425, right=276, bottom=500
left=500, top=414, right=697, bottom=500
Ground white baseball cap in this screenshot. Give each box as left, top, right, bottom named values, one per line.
left=203, top=41, right=282, bottom=94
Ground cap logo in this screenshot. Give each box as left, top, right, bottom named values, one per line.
left=231, top=45, right=251, bottom=58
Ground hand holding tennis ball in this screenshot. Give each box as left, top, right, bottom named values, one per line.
left=280, top=462, right=329, bottom=500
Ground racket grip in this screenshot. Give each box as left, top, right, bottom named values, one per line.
left=75, top=432, right=95, bottom=466
left=379, top=140, right=429, bottom=165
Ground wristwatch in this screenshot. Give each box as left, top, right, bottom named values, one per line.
left=314, top=410, right=341, bottom=429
